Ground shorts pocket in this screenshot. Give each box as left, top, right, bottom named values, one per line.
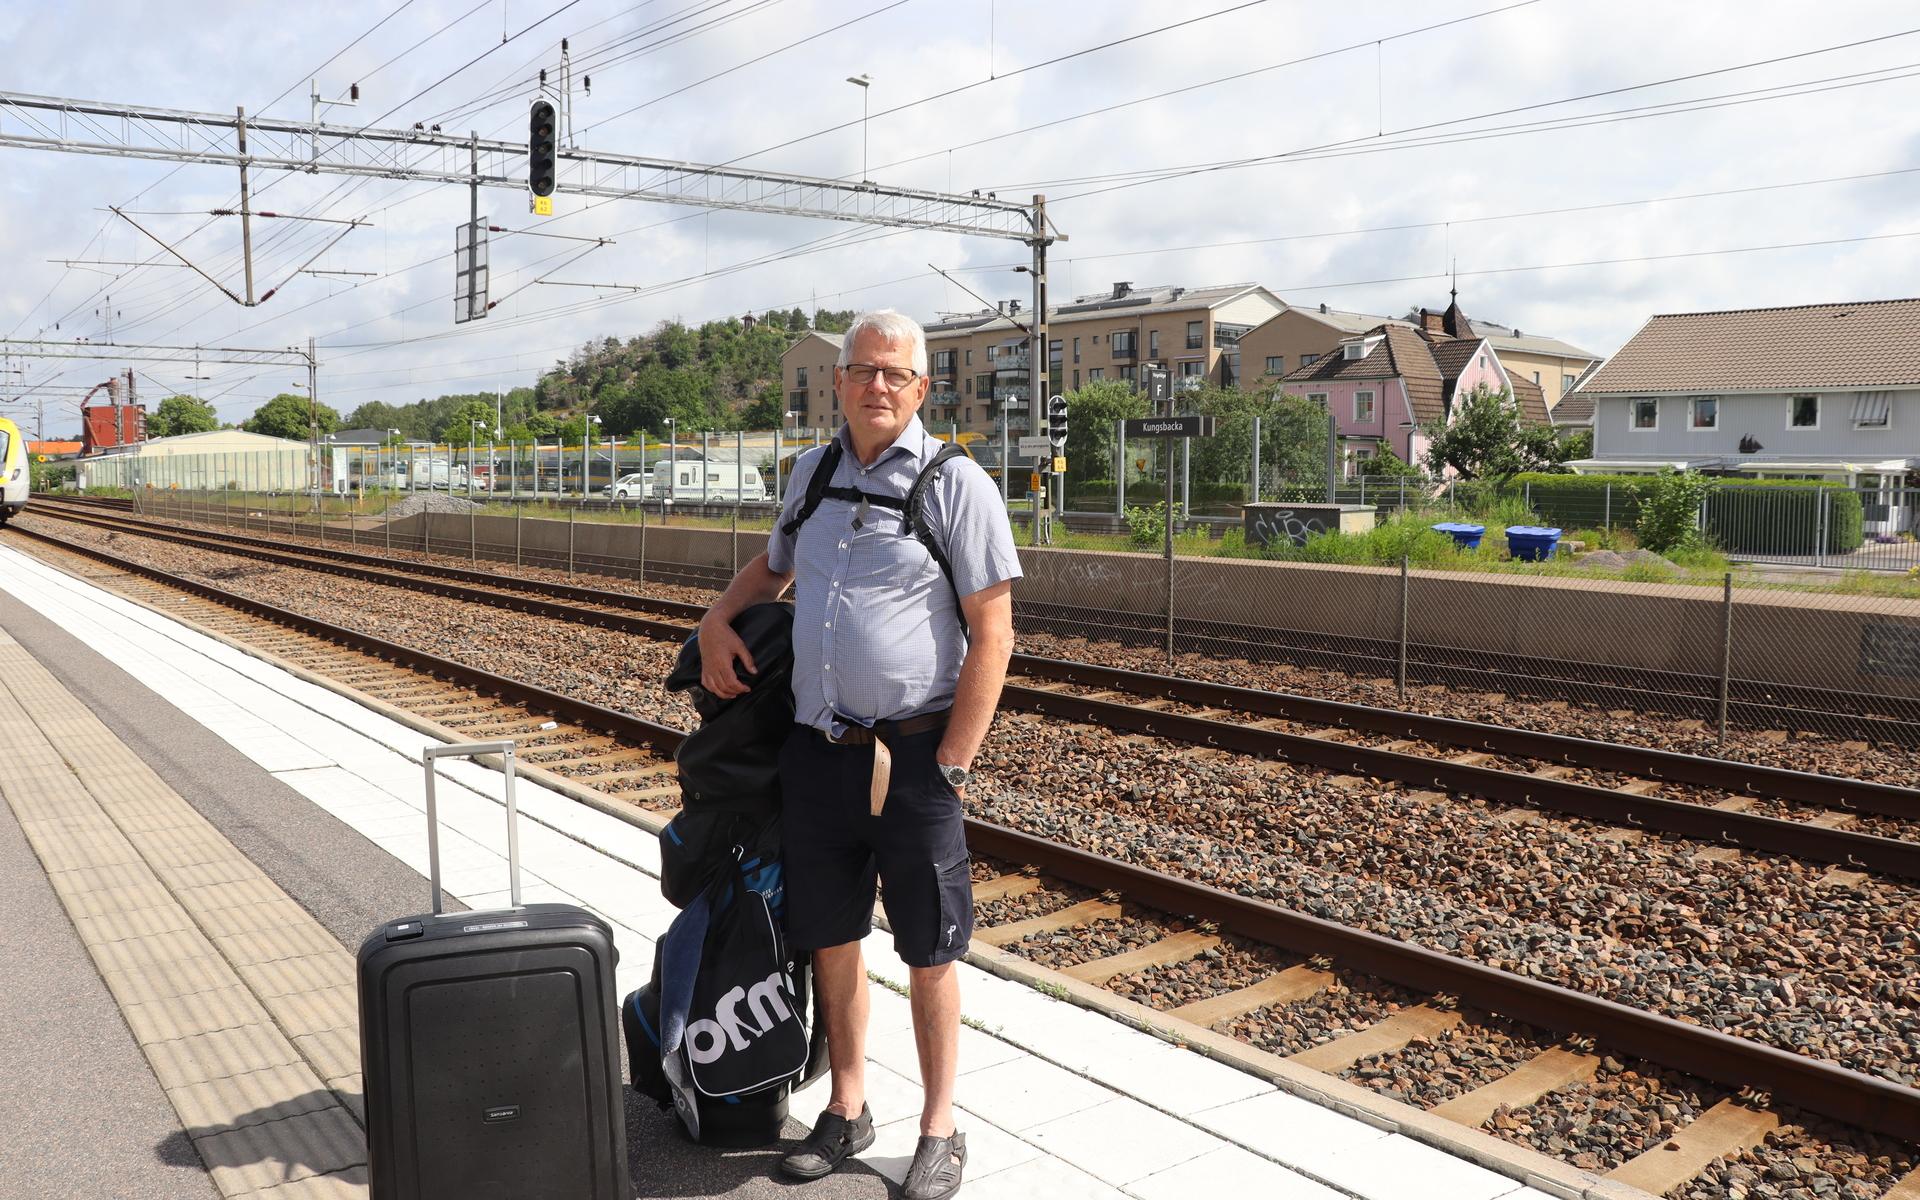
left=931, top=854, right=974, bottom=961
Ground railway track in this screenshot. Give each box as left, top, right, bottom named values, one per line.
left=29, top=500, right=1920, bottom=881
left=9, top=517, right=1920, bottom=1198
left=77, top=492, right=1920, bottom=745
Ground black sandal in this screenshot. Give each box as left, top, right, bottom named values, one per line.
left=779, top=1104, right=875, bottom=1180
left=903, top=1131, right=967, bottom=1200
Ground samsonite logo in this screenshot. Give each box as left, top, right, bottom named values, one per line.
left=685, top=970, right=797, bottom=1065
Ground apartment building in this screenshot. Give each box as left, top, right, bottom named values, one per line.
left=777, top=282, right=1284, bottom=438
left=1238, top=303, right=1405, bottom=387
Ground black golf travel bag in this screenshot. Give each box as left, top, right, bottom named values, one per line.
left=357, top=741, right=629, bottom=1199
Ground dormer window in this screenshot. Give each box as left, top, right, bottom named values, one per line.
left=1343, top=342, right=1364, bottom=361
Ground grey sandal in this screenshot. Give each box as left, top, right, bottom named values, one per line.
left=779, top=1104, right=875, bottom=1180
left=903, top=1131, right=967, bottom=1200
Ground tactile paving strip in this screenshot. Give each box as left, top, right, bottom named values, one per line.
left=0, top=634, right=367, bottom=1198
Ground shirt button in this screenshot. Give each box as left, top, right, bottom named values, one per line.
left=839, top=541, right=848, bottom=549
left=824, top=621, right=831, bottom=628
left=823, top=664, right=831, bottom=671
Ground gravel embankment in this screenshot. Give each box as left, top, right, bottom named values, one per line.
left=24, top=514, right=1920, bottom=1092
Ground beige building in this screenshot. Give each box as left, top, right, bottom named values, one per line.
left=79, top=429, right=312, bottom=490
left=778, top=282, right=1285, bottom=438
left=1238, top=304, right=1407, bottom=389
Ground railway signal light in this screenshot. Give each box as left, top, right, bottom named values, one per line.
left=528, top=99, right=558, bottom=198
left=1046, top=394, right=1068, bottom=449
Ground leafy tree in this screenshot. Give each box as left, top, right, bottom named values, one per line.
left=243, top=393, right=338, bottom=440
left=342, top=400, right=408, bottom=434
left=148, top=394, right=219, bottom=439
left=1063, top=378, right=1148, bottom=484
left=1185, top=383, right=1329, bottom=490
left=1422, top=384, right=1582, bottom=481
left=435, top=398, right=498, bottom=443
left=1356, top=444, right=1425, bottom=479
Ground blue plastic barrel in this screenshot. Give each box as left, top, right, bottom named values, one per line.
left=1430, top=522, right=1486, bottom=550
left=1505, top=525, right=1564, bottom=562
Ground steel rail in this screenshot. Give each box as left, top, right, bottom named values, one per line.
left=962, top=820, right=1920, bottom=1143
left=30, top=504, right=1920, bottom=882
left=16, top=520, right=1919, bottom=1143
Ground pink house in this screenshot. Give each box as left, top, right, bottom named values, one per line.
left=1279, top=299, right=1549, bottom=473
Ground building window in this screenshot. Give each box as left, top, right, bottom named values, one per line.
left=1118, top=364, right=1138, bottom=384
left=1179, top=359, right=1205, bottom=378
left=963, top=377, right=972, bottom=394
left=1632, top=398, right=1658, bottom=430
left=1050, top=339, right=1063, bottom=366
left=1111, top=329, right=1137, bottom=357
left=1265, top=355, right=1284, bottom=374
left=1478, top=354, right=1487, bottom=370
left=987, top=345, right=996, bottom=360
left=975, top=373, right=993, bottom=399
left=1690, top=397, right=1718, bottom=430
left=1149, top=329, right=1160, bottom=358
left=965, top=408, right=972, bottom=424
left=1301, top=352, right=1319, bottom=366
left=1790, top=395, right=1819, bottom=429
left=1307, top=392, right=1329, bottom=409
left=1532, top=371, right=1541, bottom=384
left=788, top=390, right=807, bottom=412
left=1089, top=368, right=1104, bottom=381
left=1354, top=390, right=1376, bottom=423
left=1563, top=373, right=1576, bottom=391
left=1072, top=337, right=1080, bottom=363
left=934, top=349, right=957, bottom=375
left=965, top=348, right=972, bottom=365
left=1854, top=391, right=1892, bottom=429
left=832, top=394, right=839, bottom=411
left=1072, top=370, right=1079, bottom=388
left=795, top=367, right=808, bottom=388
left=1186, top=320, right=1203, bottom=350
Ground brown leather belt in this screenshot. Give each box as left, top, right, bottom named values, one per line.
left=813, top=711, right=949, bottom=816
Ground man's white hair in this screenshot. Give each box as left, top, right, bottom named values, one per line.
left=836, top=309, right=929, bottom=376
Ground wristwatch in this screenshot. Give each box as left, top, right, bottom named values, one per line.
left=937, top=762, right=970, bottom=789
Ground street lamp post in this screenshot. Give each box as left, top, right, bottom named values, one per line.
left=584, top=414, right=600, bottom=499
left=845, top=74, right=871, bottom=181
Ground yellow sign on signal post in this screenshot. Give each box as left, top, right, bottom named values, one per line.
left=1052, top=456, right=1067, bottom=475
left=531, top=194, right=554, bottom=216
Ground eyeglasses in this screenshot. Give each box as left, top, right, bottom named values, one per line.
left=843, top=363, right=920, bottom=389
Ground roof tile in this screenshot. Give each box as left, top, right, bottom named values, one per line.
left=1580, top=298, right=1920, bottom=394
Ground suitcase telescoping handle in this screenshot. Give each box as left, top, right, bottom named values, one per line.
left=421, top=740, right=521, bottom=915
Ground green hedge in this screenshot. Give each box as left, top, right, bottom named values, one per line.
left=1507, top=473, right=1648, bottom=529
left=1702, top=478, right=1864, bottom=555
left=1503, top=473, right=1865, bottom=554
left=1069, top=480, right=1249, bottom=507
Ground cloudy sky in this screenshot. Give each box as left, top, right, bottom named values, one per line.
left=4, top=0, right=1918, bottom=429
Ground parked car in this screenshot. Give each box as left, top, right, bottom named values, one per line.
left=605, top=471, right=653, bottom=499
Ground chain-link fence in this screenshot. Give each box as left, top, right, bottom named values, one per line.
left=67, top=443, right=1920, bottom=747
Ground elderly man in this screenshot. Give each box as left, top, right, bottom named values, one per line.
left=697, top=309, right=1018, bottom=1200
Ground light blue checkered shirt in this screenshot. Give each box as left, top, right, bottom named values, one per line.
left=766, top=418, right=1022, bottom=735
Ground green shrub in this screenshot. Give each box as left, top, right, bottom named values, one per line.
left=1124, top=500, right=1168, bottom=547
left=1636, top=470, right=1713, bottom=553
left=1702, top=479, right=1864, bottom=555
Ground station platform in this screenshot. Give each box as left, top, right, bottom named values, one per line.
left=0, top=540, right=1559, bottom=1200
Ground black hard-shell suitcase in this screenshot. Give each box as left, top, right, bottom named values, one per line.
left=357, top=740, right=630, bottom=1199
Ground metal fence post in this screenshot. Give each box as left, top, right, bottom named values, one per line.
left=515, top=506, right=522, bottom=568
left=424, top=504, right=432, bottom=556
left=1815, top=489, right=1829, bottom=569
left=731, top=505, right=739, bottom=574
left=1250, top=414, right=1261, bottom=506
left=1604, top=483, right=1612, bottom=532
left=1524, top=480, right=1532, bottom=510
left=701, top=431, right=711, bottom=507
left=1398, top=555, right=1410, bottom=702
left=638, top=499, right=648, bottom=585
left=470, top=504, right=477, bottom=564
left=1115, top=418, right=1126, bottom=519
left=1718, top=572, right=1734, bottom=745
left=1398, top=474, right=1406, bottom=513
left=568, top=504, right=576, bottom=576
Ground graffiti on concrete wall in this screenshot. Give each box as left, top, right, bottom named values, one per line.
left=1247, top=507, right=1329, bottom=550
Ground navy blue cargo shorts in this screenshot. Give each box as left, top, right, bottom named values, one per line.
left=777, top=722, right=973, bottom=968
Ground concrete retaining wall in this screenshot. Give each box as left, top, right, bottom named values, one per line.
left=374, top=513, right=1920, bottom=700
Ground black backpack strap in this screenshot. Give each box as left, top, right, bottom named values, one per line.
left=905, top=443, right=970, bottom=637
left=779, top=440, right=844, bottom=539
